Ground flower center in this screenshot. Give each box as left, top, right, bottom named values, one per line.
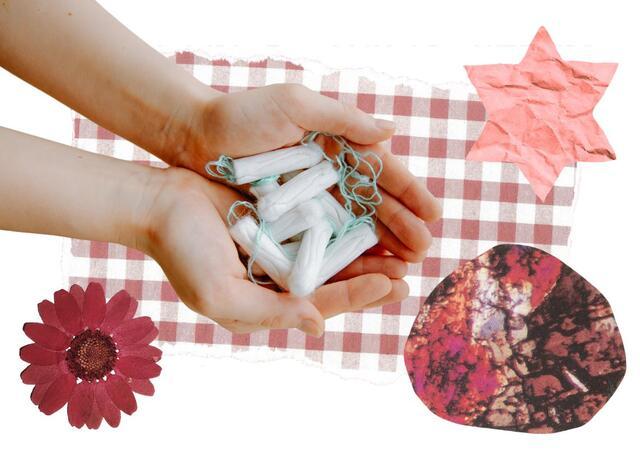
left=66, top=329, right=117, bottom=381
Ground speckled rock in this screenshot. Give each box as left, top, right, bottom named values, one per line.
left=404, top=244, right=625, bottom=433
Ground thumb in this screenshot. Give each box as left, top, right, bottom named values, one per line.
left=273, top=84, right=396, bottom=145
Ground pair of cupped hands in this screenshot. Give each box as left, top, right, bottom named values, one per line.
left=144, top=84, right=441, bottom=337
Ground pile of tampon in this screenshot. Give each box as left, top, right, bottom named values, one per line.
left=206, top=134, right=381, bottom=297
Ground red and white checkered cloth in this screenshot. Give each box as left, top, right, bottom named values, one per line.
left=66, top=53, right=575, bottom=373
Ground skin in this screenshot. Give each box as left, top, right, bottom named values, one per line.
left=0, top=127, right=410, bottom=336
left=0, top=1, right=442, bottom=336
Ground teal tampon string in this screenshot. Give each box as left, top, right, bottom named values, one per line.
left=212, top=132, right=384, bottom=285
left=301, top=131, right=383, bottom=241
left=205, top=155, right=236, bottom=183
left=227, top=201, right=273, bottom=285
left=250, top=175, right=279, bottom=187
left=227, top=200, right=298, bottom=284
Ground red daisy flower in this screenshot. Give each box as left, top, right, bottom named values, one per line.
left=19, top=282, right=162, bottom=429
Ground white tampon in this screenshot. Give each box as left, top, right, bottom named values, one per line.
left=249, top=179, right=280, bottom=198
left=258, top=160, right=339, bottom=222
left=315, top=191, right=353, bottom=232
left=280, top=241, right=301, bottom=257
left=253, top=240, right=301, bottom=279
left=288, top=220, right=333, bottom=296
left=228, top=216, right=293, bottom=289
left=238, top=245, right=267, bottom=277
left=266, top=199, right=324, bottom=242
left=232, top=142, right=324, bottom=185
left=315, top=224, right=378, bottom=287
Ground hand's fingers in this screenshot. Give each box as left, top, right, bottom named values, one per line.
left=376, top=187, right=433, bottom=255
left=327, top=183, right=428, bottom=259
left=272, top=84, right=395, bottom=145
left=348, top=142, right=442, bottom=222
left=366, top=244, right=391, bottom=255
left=329, top=189, right=424, bottom=263
left=214, top=319, right=257, bottom=335
left=215, top=278, right=409, bottom=335
left=329, top=255, right=408, bottom=282
left=312, top=273, right=392, bottom=319
left=362, top=278, right=410, bottom=310
left=376, top=222, right=427, bottom=263
left=207, top=278, right=325, bottom=337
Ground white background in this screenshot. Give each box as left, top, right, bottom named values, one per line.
left=1, top=0, right=638, bottom=451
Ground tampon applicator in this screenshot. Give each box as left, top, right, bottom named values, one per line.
left=232, top=142, right=324, bottom=185
left=249, top=178, right=280, bottom=198
left=288, top=220, right=333, bottom=296
left=228, top=215, right=293, bottom=289
left=258, top=160, right=339, bottom=222
left=315, top=191, right=353, bottom=233
left=266, top=199, right=325, bottom=242
left=315, top=224, right=378, bottom=287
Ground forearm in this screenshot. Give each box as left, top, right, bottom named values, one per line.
left=0, top=0, right=214, bottom=165
left=0, top=126, right=153, bottom=248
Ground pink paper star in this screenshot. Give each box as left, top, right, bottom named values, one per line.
left=465, top=27, right=617, bottom=201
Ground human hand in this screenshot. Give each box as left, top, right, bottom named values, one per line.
left=0, top=126, right=408, bottom=337
left=176, top=84, right=442, bottom=263
left=135, top=168, right=410, bottom=336
left=1, top=2, right=440, bottom=263
left=1, top=0, right=441, bottom=264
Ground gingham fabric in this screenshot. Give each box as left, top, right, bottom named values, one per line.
left=67, top=53, right=576, bottom=373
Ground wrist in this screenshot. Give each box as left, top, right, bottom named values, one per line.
left=107, top=165, right=160, bottom=252
left=157, top=84, right=221, bottom=171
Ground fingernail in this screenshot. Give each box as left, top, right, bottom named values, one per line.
left=298, top=319, right=322, bottom=337
left=375, top=118, right=396, bottom=131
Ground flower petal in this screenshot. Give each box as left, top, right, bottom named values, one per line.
left=130, top=379, right=155, bottom=396
left=100, top=290, right=131, bottom=334
left=67, top=381, right=94, bottom=428
left=38, top=300, right=63, bottom=331
left=125, top=296, right=138, bottom=320
left=95, top=381, right=121, bottom=427
left=112, top=317, right=156, bottom=347
left=39, top=373, right=76, bottom=415
left=59, top=355, right=71, bottom=374
left=54, top=290, right=83, bottom=335
left=21, top=364, right=63, bottom=385
left=119, top=344, right=162, bottom=361
left=116, top=356, right=162, bottom=379
left=83, top=282, right=106, bottom=329
left=86, top=398, right=103, bottom=429
left=105, top=374, right=137, bottom=415
left=23, top=322, right=70, bottom=351
left=31, top=381, right=52, bottom=406
left=137, top=326, right=159, bottom=346
left=20, top=344, right=64, bottom=366
left=69, top=284, right=85, bottom=310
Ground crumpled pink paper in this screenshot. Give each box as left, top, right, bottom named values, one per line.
left=465, top=27, right=617, bottom=201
